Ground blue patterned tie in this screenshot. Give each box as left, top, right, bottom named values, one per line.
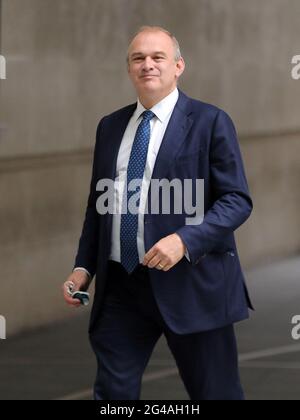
left=120, top=110, right=155, bottom=273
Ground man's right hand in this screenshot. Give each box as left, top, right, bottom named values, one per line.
left=62, top=270, right=91, bottom=307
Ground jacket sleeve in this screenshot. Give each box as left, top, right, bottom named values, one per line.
left=73, top=118, right=106, bottom=278
left=176, top=110, right=253, bottom=265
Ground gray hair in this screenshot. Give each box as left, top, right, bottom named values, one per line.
left=127, top=26, right=182, bottom=63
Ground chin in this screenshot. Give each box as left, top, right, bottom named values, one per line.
left=139, top=81, right=161, bottom=92
left=137, top=87, right=157, bottom=96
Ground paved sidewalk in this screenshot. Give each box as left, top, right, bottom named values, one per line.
left=1, top=256, right=300, bottom=400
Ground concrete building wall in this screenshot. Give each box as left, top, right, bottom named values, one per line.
left=0, top=0, right=299, bottom=334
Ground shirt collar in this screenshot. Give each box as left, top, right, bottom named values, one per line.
left=134, top=87, right=179, bottom=123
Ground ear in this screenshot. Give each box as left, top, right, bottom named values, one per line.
left=175, top=57, right=185, bottom=79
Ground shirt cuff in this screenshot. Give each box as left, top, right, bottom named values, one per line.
left=184, top=249, right=191, bottom=262
left=73, top=267, right=92, bottom=278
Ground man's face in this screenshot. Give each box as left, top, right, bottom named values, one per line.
left=127, top=31, right=185, bottom=100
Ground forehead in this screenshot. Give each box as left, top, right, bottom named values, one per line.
left=128, top=31, right=174, bottom=56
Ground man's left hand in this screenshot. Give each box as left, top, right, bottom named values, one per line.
left=143, top=233, right=186, bottom=271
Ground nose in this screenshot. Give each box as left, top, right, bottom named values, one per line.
left=142, top=56, right=154, bottom=72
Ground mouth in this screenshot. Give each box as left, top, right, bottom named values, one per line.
left=140, top=75, right=157, bottom=79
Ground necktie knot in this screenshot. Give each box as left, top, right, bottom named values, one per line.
left=142, top=110, right=155, bottom=122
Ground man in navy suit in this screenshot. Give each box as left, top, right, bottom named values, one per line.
left=63, top=26, right=253, bottom=400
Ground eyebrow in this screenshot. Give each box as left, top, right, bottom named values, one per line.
left=130, top=51, right=167, bottom=58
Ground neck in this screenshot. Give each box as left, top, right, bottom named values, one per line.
left=138, top=87, right=177, bottom=109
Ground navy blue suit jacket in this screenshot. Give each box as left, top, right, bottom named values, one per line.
left=75, top=90, right=253, bottom=335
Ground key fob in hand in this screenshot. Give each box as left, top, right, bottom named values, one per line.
left=72, top=291, right=90, bottom=306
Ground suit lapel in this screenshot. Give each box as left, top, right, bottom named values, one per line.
left=104, top=92, right=193, bottom=246
left=104, top=93, right=194, bottom=219
left=104, top=103, right=137, bottom=181
left=105, top=91, right=193, bottom=183
left=150, top=90, right=194, bottom=182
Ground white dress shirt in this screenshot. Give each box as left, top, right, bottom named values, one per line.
left=74, top=87, right=188, bottom=277
left=109, top=87, right=179, bottom=264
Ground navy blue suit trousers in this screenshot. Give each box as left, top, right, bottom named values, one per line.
left=89, top=261, right=244, bottom=400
